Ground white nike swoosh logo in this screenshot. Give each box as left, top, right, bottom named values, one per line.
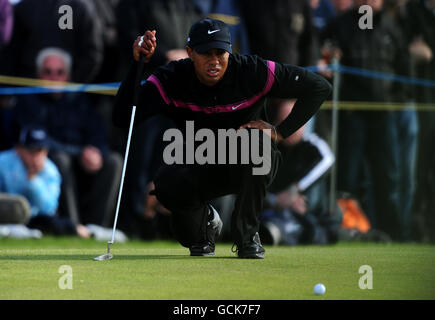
left=208, top=29, right=220, bottom=34
left=232, top=104, right=243, bottom=110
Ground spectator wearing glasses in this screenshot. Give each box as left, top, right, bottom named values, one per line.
left=11, top=47, right=122, bottom=229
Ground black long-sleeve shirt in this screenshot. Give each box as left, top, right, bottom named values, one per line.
left=113, top=54, right=331, bottom=139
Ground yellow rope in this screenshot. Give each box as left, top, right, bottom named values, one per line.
left=1, top=75, right=434, bottom=110
left=0, top=75, right=118, bottom=96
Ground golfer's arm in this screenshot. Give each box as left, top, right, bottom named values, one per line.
left=271, top=64, right=332, bottom=139
left=113, top=61, right=164, bottom=128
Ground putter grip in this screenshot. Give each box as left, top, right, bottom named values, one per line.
left=133, top=54, right=146, bottom=107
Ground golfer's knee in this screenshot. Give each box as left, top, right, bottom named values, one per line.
left=153, top=170, right=196, bottom=210
left=153, top=184, right=194, bottom=210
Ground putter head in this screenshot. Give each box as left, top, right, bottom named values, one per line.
left=93, top=253, right=113, bottom=261
left=93, top=242, right=113, bottom=261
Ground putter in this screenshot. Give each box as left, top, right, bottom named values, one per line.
left=93, top=105, right=136, bottom=261
left=94, top=55, right=145, bottom=261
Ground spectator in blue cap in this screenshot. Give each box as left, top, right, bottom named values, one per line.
left=0, top=126, right=91, bottom=238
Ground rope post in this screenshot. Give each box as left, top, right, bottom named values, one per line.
left=329, top=57, right=341, bottom=214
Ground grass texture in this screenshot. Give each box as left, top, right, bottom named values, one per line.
left=1, top=237, right=434, bottom=300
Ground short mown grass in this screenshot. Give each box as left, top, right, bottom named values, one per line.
left=1, top=237, right=434, bottom=300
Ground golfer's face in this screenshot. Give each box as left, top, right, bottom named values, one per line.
left=188, top=48, right=229, bottom=86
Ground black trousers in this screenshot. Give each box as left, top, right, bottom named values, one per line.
left=49, top=150, right=122, bottom=226
left=28, top=215, right=76, bottom=236
left=153, top=142, right=281, bottom=248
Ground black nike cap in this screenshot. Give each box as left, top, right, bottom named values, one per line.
left=187, top=18, right=232, bottom=54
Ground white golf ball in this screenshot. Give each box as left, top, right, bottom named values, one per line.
left=313, top=283, right=326, bottom=295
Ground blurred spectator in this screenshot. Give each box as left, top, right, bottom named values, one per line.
left=260, top=128, right=340, bottom=246
left=12, top=47, right=122, bottom=228
left=0, top=0, right=14, bottom=151
left=316, top=0, right=354, bottom=78
left=192, top=0, right=250, bottom=54
left=115, top=0, right=203, bottom=238
left=0, top=125, right=91, bottom=238
left=310, top=0, right=337, bottom=33
left=0, top=96, right=17, bottom=151
left=383, top=0, right=419, bottom=242
left=240, top=0, right=317, bottom=135
left=87, top=0, right=121, bottom=158
left=91, top=0, right=121, bottom=82
left=310, top=0, right=337, bottom=82
left=1, top=0, right=103, bottom=83
left=240, top=0, right=315, bottom=66
left=406, top=0, right=435, bottom=242
left=323, top=0, right=416, bottom=240
left=0, top=0, right=13, bottom=47
left=331, top=0, right=354, bottom=13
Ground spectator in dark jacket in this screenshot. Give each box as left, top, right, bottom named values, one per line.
left=240, top=0, right=315, bottom=66
left=91, top=0, right=120, bottom=82
left=2, top=0, right=103, bottom=83
left=406, top=0, right=435, bottom=242
left=240, top=0, right=317, bottom=135
left=12, top=47, right=122, bottom=228
left=0, top=0, right=14, bottom=151
left=323, top=0, right=417, bottom=240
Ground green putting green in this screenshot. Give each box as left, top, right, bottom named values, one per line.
left=1, top=237, right=434, bottom=300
